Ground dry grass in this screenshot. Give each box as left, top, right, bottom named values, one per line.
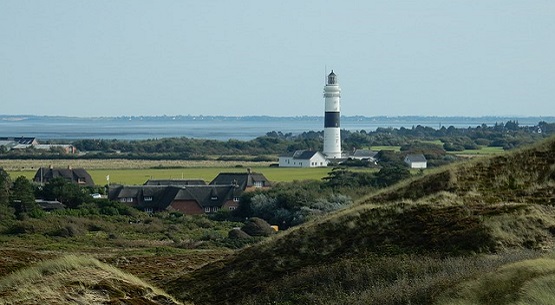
left=0, top=255, right=186, bottom=305
left=437, top=257, right=555, bottom=305
left=165, top=137, right=555, bottom=305
left=0, top=158, right=272, bottom=171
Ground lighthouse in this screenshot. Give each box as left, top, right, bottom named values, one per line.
left=323, top=70, right=342, bottom=158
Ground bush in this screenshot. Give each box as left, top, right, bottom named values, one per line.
left=49, top=223, right=85, bottom=237
left=228, top=228, right=251, bottom=239
left=241, top=217, right=275, bottom=237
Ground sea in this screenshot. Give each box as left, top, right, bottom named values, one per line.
left=0, top=115, right=552, bottom=141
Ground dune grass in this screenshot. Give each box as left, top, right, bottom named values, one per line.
left=437, top=257, right=555, bottom=305
left=166, top=137, right=555, bottom=305
left=0, top=255, right=185, bottom=305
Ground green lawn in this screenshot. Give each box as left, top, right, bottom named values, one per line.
left=370, top=146, right=401, bottom=152
left=449, top=146, right=505, bottom=155
left=8, top=167, right=337, bottom=185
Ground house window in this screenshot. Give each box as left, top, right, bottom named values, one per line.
left=204, top=207, right=210, bottom=213
left=144, top=196, right=152, bottom=201
left=229, top=206, right=237, bottom=211
left=254, top=181, right=263, bottom=187
left=77, top=178, right=86, bottom=184
left=144, top=208, right=153, bottom=214
left=233, top=197, right=240, bottom=202
left=212, top=207, right=219, bottom=212
left=211, top=196, right=218, bottom=200
left=120, top=197, right=134, bottom=203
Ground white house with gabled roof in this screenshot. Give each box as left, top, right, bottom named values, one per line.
left=279, top=150, right=329, bottom=168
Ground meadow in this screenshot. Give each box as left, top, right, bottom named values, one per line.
left=3, top=159, right=340, bottom=185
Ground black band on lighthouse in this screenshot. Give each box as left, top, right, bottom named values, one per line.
left=324, top=112, right=340, bottom=128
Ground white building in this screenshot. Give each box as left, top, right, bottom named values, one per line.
left=404, top=154, right=427, bottom=169
left=279, top=150, right=329, bottom=168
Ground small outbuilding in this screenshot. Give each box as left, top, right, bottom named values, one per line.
left=349, top=149, right=378, bottom=162
left=404, top=154, right=427, bottom=169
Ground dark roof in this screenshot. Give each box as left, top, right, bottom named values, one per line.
left=33, top=167, right=95, bottom=186
left=35, top=199, right=65, bottom=211
left=144, top=179, right=206, bottom=186
left=352, top=150, right=378, bottom=158
left=174, top=185, right=237, bottom=208
left=353, top=149, right=378, bottom=157
left=405, top=154, right=427, bottom=162
left=209, top=171, right=271, bottom=189
left=108, top=185, right=181, bottom=210
left=294, top=150, right=319, bottom=160
left=0, top=137, right=37, bottom=145
left=108, top=184, right=237, bottom=210
left=280, top=150, right=321, bottom=160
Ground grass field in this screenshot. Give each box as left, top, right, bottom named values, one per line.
left=370, top=145, right=401, bottom=151
left=94, top=167, right=335, bottom=185
left=7, top=165, right=337, bottom=185
left=450, top=146, right=505, bottom=155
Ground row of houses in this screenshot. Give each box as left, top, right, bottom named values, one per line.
left=108, top=171, right=271, bottom=214
left=279, top=149, right=427, bottom=169
left=0, top=137, right=77, bottom=154
left=31, top=166, right=271, bottom=215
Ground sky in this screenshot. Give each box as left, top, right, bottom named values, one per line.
left=1, top=1, right=554, bottom=117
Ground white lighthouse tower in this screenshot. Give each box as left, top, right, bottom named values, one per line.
left=323, top=70, right=342, bottom=158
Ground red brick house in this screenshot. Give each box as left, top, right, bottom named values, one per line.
left=108, top=171, right=271, bottom=214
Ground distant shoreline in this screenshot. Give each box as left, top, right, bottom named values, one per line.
left=1, top=115, right=553, bottom=141
left=1, top=114, right=554, bottom=121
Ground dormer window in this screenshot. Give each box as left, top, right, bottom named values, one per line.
left=211, top=196, right=218, bottom=200
left=144, top=196, right=152, bottom=201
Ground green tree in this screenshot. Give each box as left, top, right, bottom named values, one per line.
left=10, top=176, right=39, bottom=216
left=376, top=166, right=411, bottom=187
left=0, top=168, right=10, bottom=207
left=39, top=177, right=87, bottom=208
left=323, top=168, right=361, bottom=188
left=0, top=168, right=15, bottom=220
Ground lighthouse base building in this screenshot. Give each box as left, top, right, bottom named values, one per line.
left=279, top=70, right=345, bottom=168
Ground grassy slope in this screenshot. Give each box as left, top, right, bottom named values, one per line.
left=437, top=256, right=555, bottom=305
left=165, top=137, right=555, bottom=305
left=0, top=255, right=186, bottom=305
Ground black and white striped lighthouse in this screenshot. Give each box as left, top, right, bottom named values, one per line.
left=323, top=70, right=342, bottom=158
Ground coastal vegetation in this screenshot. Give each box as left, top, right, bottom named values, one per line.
left=1, top=120, right=552, bottom=162
left=0, top=128, right=554, bottom=304
left=165, top=136, right=555, bottom=305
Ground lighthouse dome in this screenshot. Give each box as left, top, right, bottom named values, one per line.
left=327, top=70, right=337, bottom=85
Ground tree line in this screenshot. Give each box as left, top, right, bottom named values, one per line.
left=0, top=120, right=552, bottom=160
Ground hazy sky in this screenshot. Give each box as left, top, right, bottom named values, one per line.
left=1, top=1, right=554, bottom=117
